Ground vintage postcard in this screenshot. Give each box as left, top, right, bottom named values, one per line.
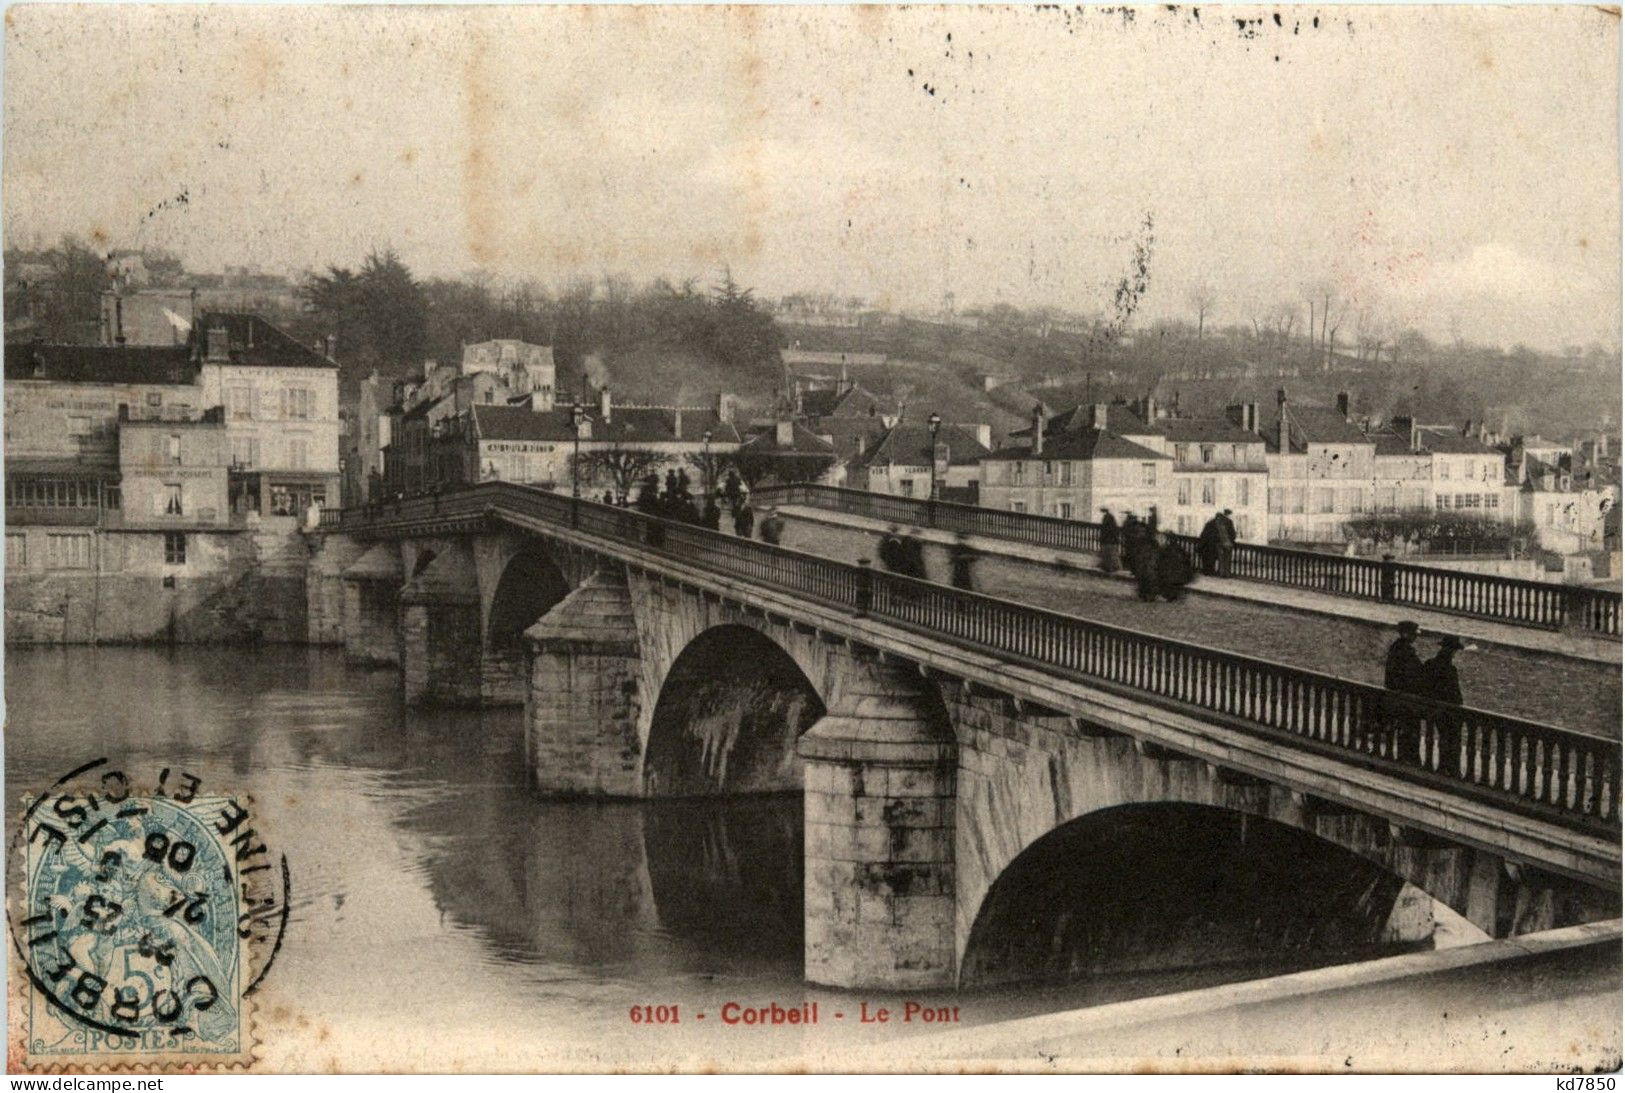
left=2, top=2, right=1620, bottom=1075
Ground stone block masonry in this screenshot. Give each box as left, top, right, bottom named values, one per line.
left=799, top=662, right=958, bottom=989
left=524, top=570, right=646, bottom=796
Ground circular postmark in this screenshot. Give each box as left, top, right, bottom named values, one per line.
left=8, top=758, right=290, bottom=1067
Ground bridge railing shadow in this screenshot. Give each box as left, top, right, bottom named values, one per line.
left=327, top=485, right=1621, bottom=838
left=751, top=484, right=1622, bottom=638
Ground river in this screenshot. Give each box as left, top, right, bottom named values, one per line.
left=4, top=647, right=1460, bottom=1071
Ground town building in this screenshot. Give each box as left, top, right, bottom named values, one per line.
left=1159, top=415, right=1269, bottom=542
left=733, top=420, right=840, bottom=488
left=461, top=339, right=556, bottom=405
left=4, top=320, right=320, bottom=645
left=845, top=421, right=991, bottom=502
left=195, top=312, right=341, bottom=517
left=1263, top=391, right=1377, bottom=544
left=979, top=405, right=1171, bottom=521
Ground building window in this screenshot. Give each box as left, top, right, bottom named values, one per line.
left=46, top=532, right=91, bottom=570
left=1486, top=494, right=1500, bottom=510
left=1010, top=501, right=1027, bottom=513
left=1059, top=463, right=1073, bottom=486
left=1316, top=488, right=1335, bottom=514
left=6, top=532, right=25, bottom=570
left=288, top=439, right=309, bottom=470
left=228, top=386, right=254, bottom=420
left=1200, top=445, right=1214, bottom=464
left=231, top=436, right=260, bottom=468
left=164, top=532, right=187, bottom=566
left=1177, top=479, right=1192, bottom=505
left=1201, top=479, right=1216, bottom=505
left=1140, top=463, right=1156, bottom=486
left=1236, top=479, right=1250, bottom=506
left=284, top=388, right=313, bottom=420
left=1011, top=463, right=1026, bottom=485
left=1343, top=488, right=1365, bottom=513
left=1439, top=462, right=1451, bottom=480
left=1174, top=444, right=1189, bottom=462
left=1057, top=502, right=1074, bottom=520
left=899, top=479, right=915, bottom=498
left=1376, top=487, right=1396, bottom=512
left=146, top=392, right=162, bottom=408
left=1437, top=495, right=1450, bottom=510
left=1177, top=515, right=1192, bottom=534
left=167, top=434, right=182, bottom=465
left=165, top=484, right=184, bottom=516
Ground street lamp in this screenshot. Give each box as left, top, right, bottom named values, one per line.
left=570, top=402, right=584, bottom=525
left=701, top=428, right=713, bottom=498
left=926, top=411, right=943, bottom=504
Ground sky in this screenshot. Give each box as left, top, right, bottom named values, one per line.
left=4, top=4, right=1619, bottom=351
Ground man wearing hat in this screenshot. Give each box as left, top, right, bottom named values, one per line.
left=1382, top=620, right=1425, bottom=758
left=1216, top=508, right=1238, bottom=577
left=1422, top=635, right=1469, bottom=776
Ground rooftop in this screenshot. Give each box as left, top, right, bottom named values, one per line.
left=852, top=421, right=991, bottom=469
left=984, top=428, right=1170, bottom=463
left=1416, top=427, right=1499, bottom=456
left=200, top=312, right=336, bottom=369
left=800, top=384, right=886, bottom=419
left=471, top=404, right=741, bottom=445
left=4, top=341, right=196, bottom=386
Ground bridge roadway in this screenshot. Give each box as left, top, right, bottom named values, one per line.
left=763, top=504, right=1622, bottom=737
left=326, top=482, right=1620, bottom=896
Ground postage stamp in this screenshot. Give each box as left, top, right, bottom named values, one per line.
left=8, top=761, right=288, bottom=1071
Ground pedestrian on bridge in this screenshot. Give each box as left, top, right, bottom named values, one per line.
left=878, top=526, right=908, bottom=574
left=900, top=532, right=928, bottom=580
left=1155, top=536, right=1195, bottom=602
left=733, top=501, right=755, bottom=538
left=1381, top=620, right=1426, bottom=759
left=702, top=497, right=722, bottom=531
left=1421, top=635, right=1470, bottom=776
left=1216, top=509, right=1238, bottom=577
left=949, top=533, right=979, bottom=592
left=1196, top=515, right=1222, bottom=575
left=759, top=509, right=785, bottom=546
left=1099, top=510, right=1121, bottom=574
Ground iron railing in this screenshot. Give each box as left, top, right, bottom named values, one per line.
left=753, top=484, right=1623, bottom=638
left=325, top=485, right=1620, bottom=836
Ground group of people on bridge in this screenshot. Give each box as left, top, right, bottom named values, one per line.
left=1097, top=507, right=1197, bottom=604
left=629, top=469, right=763, bottom=539
left=1381, top=619, right=1473, bottom=772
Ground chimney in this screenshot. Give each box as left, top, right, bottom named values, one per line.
left=1276, top=389, right=1290, bottom=452
left=326, top=333, right=337, bottom=360
left=1145, top=396, right=1158, bottom=422
left=599, top=386, right=612, bottom=423
left=206, top=325, right=230, bottom=362
left=1030, top=403, right=1045, bottom=455
left=1246, top=401, right=1259, bottom=434
left=776, top=419, right=795, bottom=447
left=973, top=423, right=991, bottom=449
left=673, top=407, right=683, bottom=439
left=1336, top=391, right=1350, bottom=420
left=1091, top=403, right=1110, bottom=431
left=1462, top=418, right=1472, bottom=437
left=716, top=392, right=735, bottom=425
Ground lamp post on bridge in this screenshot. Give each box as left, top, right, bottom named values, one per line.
left=927, top=411, right=943, bottom=518
left=702, top=428, right=713, bottom=499
left=570, top=402, right=584, bottom=527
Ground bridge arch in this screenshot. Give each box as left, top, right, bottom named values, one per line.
left=642, top=624, right=827, bottom=796
left=485, top=540, right=573, bottom=651
left=958, top=802, right=1436, bottom=989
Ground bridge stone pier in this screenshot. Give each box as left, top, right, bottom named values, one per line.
left=314, top=487, right=1621, bottom=992
left=341, top=544, right=403, bottom=665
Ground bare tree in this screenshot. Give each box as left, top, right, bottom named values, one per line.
left=1186, top=282, right=1218, bottom=341
left=573, top=444, right=667, bottom=500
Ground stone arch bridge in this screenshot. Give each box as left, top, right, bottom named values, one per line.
left=312, top=484, right=1621, bottom=990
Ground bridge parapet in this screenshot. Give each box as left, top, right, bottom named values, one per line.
left=754, top=484, right=1624, bottom=638
left=326, top=485, right=1620, bottom=885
